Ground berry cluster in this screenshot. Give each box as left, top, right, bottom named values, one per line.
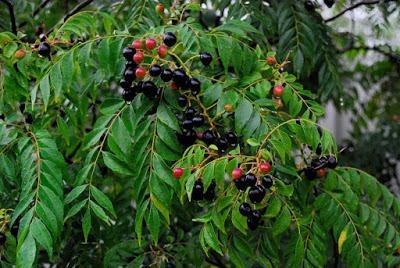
left=303, top=154, right=337, bottom=180
left=192, top=180, right=216, bottom=201
left=231, top=163, right=273, bottom=229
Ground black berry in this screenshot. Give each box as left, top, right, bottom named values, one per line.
left=248, top=185, right=265, bottom=204
left=185, top=107, right=196, bottom=119
left=172, top=69, right=187, bottom=86
left=122, top=47, right=136, bottom=60
left=38, top=42, right=50, bottom=57
left=0, top=232, right=6, bottom=245
left=327, top=155, right=338, bottom=169
left=192, top=180, right=204, bottom=201
left=239, top=203, right=252, bottom=216
left=245, top=173, right=257, bottom=187
left=250, top=210, right=262, bottom=222
left=126, top=60, right=137, bottom=69
left=192, top=115, right=204, bottom=127
left=124, top=67, right=136, bottom=82
left=133, top=81, right=143, bottom=93
left=120, top=79, right=131, bottom=89
left=200, top=52, right=212, bottom=66
left=247, top=217, right=258, bottom=230
left=261, top=175, right=273, bottom=189
left=204, top=180, right=216, bottom=201
left=235, top=175, right=247, bottom=191
left=39, top=34, right=47, bottom=42
left=178, top=129, right=197, bottom=147
left=178, top=96, right=187, bottom=107
left=203, top=130, right=216, bottom=145
left=25, top=113, right=33, bottom=124
left=304, top=167, right=317, bottom=180
left=311, top=158, right=323, bottom=169
left=217, top=137, right=229, bottom=152
left=149, top=64, right=162, bottom=77
left=163, top=32, right=177, bottom=47
left=188, top=78, right=201, bottom=94
left=142, top=81, right=158, bottom=98
left=182, top=119, right=193, bottom=130
left=161, top=68, right=173, bottom=82
left=122, top=89, right=135, bottom=102
left=225, top=132, right=237, bottom=145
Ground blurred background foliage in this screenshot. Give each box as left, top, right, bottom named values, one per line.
left=0, top=0, right=399, bottom=192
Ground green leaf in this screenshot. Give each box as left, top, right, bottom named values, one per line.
left=82, top=209, right=91, bottom=243
left=65, top=199, right=87, bottom=222
left=39, top=75, right=51, bottom=110
left=203, top=223, right=223, bottom=255
left=265, top=197, right=282, bottom=218
left=135, top=200, right=149, bottom=246
left=64, top=184, right=88, bottom=204
left=272, top=206, right=291, bottom=236
left=232, top=203, right=247, bottom=234
left=157, top=102, right=180, bottom=132
left=89, top=200, right=110, bottom=225
left=102, top=152, right=133, bottom=176
left=30, top=218, right=53, bottom=256
left=90, top=185, right=116, bottom=218
left=146, top=205, right=160, bottom=245
left=235, top=99, right=253, bottom=133
left=16, top=232, right=36, bottom=268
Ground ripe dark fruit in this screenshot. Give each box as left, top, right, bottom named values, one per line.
left=248, top=185, right=266, bottom=203
left=225, top=132, right=237, bottom=145
left=235, top=175, right=247, bottom=191
left=247, top=217, right=259, bottom=230
left=38, top=42, right=50, bottom=57
left=124, top=68, right=136, bottom=82
left=25, top=113, right=33, bottom=124
left=178, top=96, right=187, bottom=107
left=311, top=158, right=323, bottom=169
left=161, top=68, right=173, bottom=82
left=251, top=210, right=262, bottom=222
left=304, top=167, right=317, bottom=180
left=327, top=155, right=338, bottom=169
left=149, top=64, right=162, bottom=77
left=125, top=60, right=137, bottom=68
left=217, top=137, right=229, bottom=152
left=178, top=129, right=197, bottom=147
left=133, top=81, right=143, bottom=93
left=262, top=175, right=273, bottom=189
left=173, top=168, right=184, bottom=179
left=182, top=119, right=193, bottom=130
left=142, top=81, right=158, bottom=98
left=172, top=69, right=187, bottom=86
left=122, top=47, right=136, bottom=60
left=245, top=173, right=257, bottom=187
left=122, top=89, right=135, bottom=102
left=120, top=79, right=130, bottom=89
left=185, top=107, right=196, bottom=119
left=203, top=130, right=215, bottom=145
left=204, top=181, right=216, bottom=201
left=192, top=115, right=204, bottom=127
left=0, top=232, right=6, bottom=245
left=192, top=181, right=204, bottom=201
left=163, top=32, right=177, bottom=47
left=188, top=78, right=201, bottom=93
left=324, top=0, right=335, bottom=8
left=145, top=38, right=157, bottom=50
left=304, top=0, right=315, bottom=12
left=239, top=203, right=252, bottom=216
left=200, top=52, right=212, bottom=66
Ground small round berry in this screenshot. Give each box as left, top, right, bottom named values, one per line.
left=15, top=49, right=26, bottom=59
left=123, top=47, right=136, bottom=60
left=172, top=69, right=187, bottom=86
left=203, top=130, right=215, bottom=145
left=133, top=51, right=144, bottom=63
left=124, top=68, right=136, bottom=82
left=245, top=173, right=257, bottom=187
left=204, top=181, right=216, bottom=201
left=267, top=55, right=277, bottom=65
left=120, top=79, right=131, bottom=89
left=160, top=68, right=173, bottom=82
left=251, top=210, right=262, bottom=222
left=163, top=32, right=177, bottom=47
left=185, top=107, right=196, bottom=119
left=192, top=115, right=204, bottom=127
left=239, top=203, right=252, bottom=216
left=178, top=129, right=197, bottom=147
left=135, top=67, right=146, bottom=79
left=132, top=40, right=142, bottom=49
left=217, top=137, right=229, bottom=152
left=142, top=81, right=158, bottom=98
left=304, top=167, right=317, bottom=180
left=157, top=45, right=168, bottom=58
left=273, top=84, right=284, bottom=97
left=149, top=64, right=162, bottom=77
left=192, top=180, right=204, bottom=201
left=133, top=81, right=144, bottom=93
left=259, top=162, right=271, bottom=174
left=197, top=132, right=204, bottom=140
left=182, top=119, right=193, bottom=129
left=38, top=42, right=50, bottom=57
left=177, top=96, right=187, bottom=107
left=170, top=82, right=178, bottom=91
left=200, top=52, right=212, bottom=66
left=122, top=89, right=135, bottom=102
left=39, top=33, right=47, bottom=42
left=224, top=104, right=234, bottom=112
left=225, top=132, right=237, bottom=145
left=327, top=155, right=338, bottom=169
left=126, top=60, right=137, bottom=69
left=173, top=168, right=184, bottom=179
left=145, top=38, right=157, bottom=50
left=235, top=175, right=247, bottom=191
left=248, top=185, right=266, bottom=203
left=261, top=175, right=273, bottom=189
left=188, top=78, right=201, bottom=93
left=232, top=168, right=242, bottom=180
left=317, top=168, right=327, bottom=178
left=156, top=3, right=165, bottom=14
left=0, top=232, right=6, bottom=246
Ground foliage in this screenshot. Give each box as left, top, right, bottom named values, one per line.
left=0, top=1, right=399, bottom=267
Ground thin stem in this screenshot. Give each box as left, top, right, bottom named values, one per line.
left=0, top=0, right=17, bottom=34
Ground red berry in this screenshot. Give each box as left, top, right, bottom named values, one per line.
left=197, top=132, right=204, bottom=140
left=232, top=168, right=242, bottom=180
left=224, top=104, right=233, bottom=112
left=173, top=168, right=184, bottom=179
left=273, top=84, right=284, bottom=96
left=156, top=3, right=165, bottom=14
left=135, top=67, right=146, bottom=78
left=145, top=38, right=157, bottom=50
left=132, top=40, right=142, bottom=49
left=170, top=82, right=178, bottom=90
left=15, top=49, right=26, bottom=59
left=259, top=162, right=271, bottom=174
left=157, top=45, right=168, bottom=58
left=317, top=168, right=327, bottom=178
left=267, top=56, right=277, bottom=65
left=133, top=51, right=144, bottom=63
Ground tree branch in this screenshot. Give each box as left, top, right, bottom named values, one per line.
left=0, top=0, right=17, bottom=34
left=339, top=45, right=400, bottom=63
left=325, top=0, right=384, bottom=23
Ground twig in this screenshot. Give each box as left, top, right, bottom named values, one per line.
left=325, top=0, right=389, bottom=22
left=47, top=0, right=94, bottom=34
left=0, top=0, right=17, bottom=34
left=339, top=45, right=400, bottom=63
left=19, top=0, right=53, bottom=28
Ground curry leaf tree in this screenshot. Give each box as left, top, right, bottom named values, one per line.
left=0, top=2, right=399, bottom=267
